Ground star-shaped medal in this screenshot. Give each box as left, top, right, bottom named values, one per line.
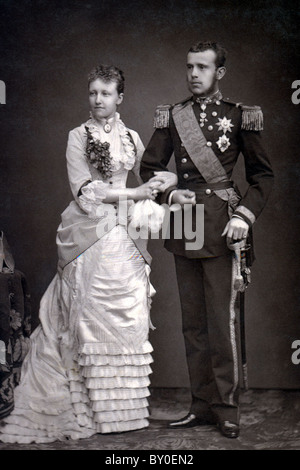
left=216, top=134, right=231, bottom=152
left=216, top=117, right=234, bottom=134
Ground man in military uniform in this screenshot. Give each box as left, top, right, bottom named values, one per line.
left=140, top=41, right=274, bottom=438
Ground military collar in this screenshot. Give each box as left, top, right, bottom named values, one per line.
left=193, top=90, right=223, bottom=106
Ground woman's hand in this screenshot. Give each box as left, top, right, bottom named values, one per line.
left=133, top=180, right=163, bottom=201
left=132, top=172, right=178, bottom=201
left=149, top=171, right=178, bottom=193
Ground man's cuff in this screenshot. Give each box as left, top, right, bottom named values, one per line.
left=168, top=190, right=176, bottom=205
left=167, top=189, right=182, bottom=212
left=159, top=185, right=178, bottom=205
left=233, top=205, right=256, bottom=227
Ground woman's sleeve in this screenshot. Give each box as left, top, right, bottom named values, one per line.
left=78, top=180, right=110, bottom=217
left=66, top=127, right=111, bottom=216
left=66, top=127, right=92, bottom=200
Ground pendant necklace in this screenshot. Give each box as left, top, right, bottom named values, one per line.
left=103, top=120, right=112, bottom=133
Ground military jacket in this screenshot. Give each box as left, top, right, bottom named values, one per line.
left=140, top=93, right=274, bottom=258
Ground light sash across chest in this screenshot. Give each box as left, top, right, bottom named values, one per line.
left=172, top=102, right=240, bottom=212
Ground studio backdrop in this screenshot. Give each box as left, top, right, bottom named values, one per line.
left=0, top=0, right=299, bottom=389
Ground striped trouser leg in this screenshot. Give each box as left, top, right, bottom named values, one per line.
left=202, top=253, right=240, bottom=422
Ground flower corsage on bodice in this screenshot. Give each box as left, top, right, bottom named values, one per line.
left=84, top=114, right=136, bottom=179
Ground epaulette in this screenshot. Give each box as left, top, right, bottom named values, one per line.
left=153, top=104, right=172, bottom=128
left=240, top=104, right=263, bottom=131
left=223, top=98, right=264, bottom=131
left=222, top=97, right=242, bottom=107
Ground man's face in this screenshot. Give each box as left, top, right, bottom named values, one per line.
left=186, top=50, right=223, bottom=97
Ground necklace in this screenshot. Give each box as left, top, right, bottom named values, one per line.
left=85, top=113, right=136, bottom=176
left=103, top=120, right=112, bottom=133
left=89, top=112, right=113, bottom=133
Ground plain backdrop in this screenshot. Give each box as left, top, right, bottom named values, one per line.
left=0, top=0, right=299, bottom=389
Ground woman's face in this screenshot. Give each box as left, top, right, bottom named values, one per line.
left=89, top=78, right=123, bottom=121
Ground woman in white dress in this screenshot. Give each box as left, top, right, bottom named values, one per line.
left=0, top=65, right=176, bottom=443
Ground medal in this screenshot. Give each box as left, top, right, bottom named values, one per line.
left=199, top=104, right=208, bottom=127
left=103, top=121, right=112, bottom=133
left=216, top=117, right=234, bottom=134
left=216, top=134, right=230, bottom=152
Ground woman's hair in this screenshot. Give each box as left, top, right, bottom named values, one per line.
left=88, top=65, right=125, bottom=94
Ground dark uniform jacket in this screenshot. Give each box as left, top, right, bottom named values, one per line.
left=140, top=93, right=274, bottom=258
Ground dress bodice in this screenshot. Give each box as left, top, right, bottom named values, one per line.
left=66, top=113, right=145, bottom=201
left=85, top=113, right=136, bottom=189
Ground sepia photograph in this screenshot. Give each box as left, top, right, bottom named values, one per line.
left=0, top=0, right=299, bottom=457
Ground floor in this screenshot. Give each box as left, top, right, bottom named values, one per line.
left=0, top=388, right=299, bottom=451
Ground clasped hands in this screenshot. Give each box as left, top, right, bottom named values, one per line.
left=136, top=171, right=178, bottom=200
left=138, top=174, right=249, bottom=241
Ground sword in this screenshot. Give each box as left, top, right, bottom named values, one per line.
left=239, top=290, right=248, bottom=390
left=227, top=239, right=251, bottom=390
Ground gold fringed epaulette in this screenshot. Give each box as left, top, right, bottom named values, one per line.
left=240, top=104, right=264, bottom=131
left=153, top=104, right=171, bottom=128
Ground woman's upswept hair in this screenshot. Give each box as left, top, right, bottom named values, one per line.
left=88, top=65, right=125, bottom=94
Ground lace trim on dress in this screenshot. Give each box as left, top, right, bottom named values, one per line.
left=77, top=376, right=151, bottom=390
left=72, top=364, right=153, bottom=378
left=77, top=352, right=153, bottom=367
left=85, top=112, right=136, bottom=172
left=78, top=340, right=153, bottom=356
left=78, top=180, right=108, bottom=217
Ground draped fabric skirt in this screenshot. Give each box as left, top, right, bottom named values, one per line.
left=0, top=225, right=154, bottom=443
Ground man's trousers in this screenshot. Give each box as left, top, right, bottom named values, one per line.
left=174, top=252, right=240, bottom=423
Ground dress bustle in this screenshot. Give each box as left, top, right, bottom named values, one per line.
left=0, top=115, right=155, bottom=443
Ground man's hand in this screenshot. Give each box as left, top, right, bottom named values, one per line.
left=222, top=217, right=249, bottom=241
left=149, top=171, right=178, bottom=192
left=171, top=189, right=196, bottom=206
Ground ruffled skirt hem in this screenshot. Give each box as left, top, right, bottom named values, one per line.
left=0, top=225, right=154, bottom=443
left=0, top=346, right=152, bottom=441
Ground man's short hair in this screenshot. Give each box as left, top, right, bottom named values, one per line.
left=188, top=42, right=227, bottom=68
left=88, top=65, right=125, bottom=94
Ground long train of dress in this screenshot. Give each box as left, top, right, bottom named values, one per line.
left=0, top=224, right=154, bottom=443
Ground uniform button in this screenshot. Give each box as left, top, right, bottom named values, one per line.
left=208, top=125, right=213, bottom=131
left=183, top=173, right=189, bottom=179
left=205, top=189, right=212, bottom=195
left=181, top=158, right=187, bottom=163
left=216, top=100, right=221, bottom=105
left=206, top=141, right=212, bottom=147
left=212, top=111, right=217, bottom=117
left=109, top=181, right=113, bottom=185
left=114, top=205, right=117, bottom=209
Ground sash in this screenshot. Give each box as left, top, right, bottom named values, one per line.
left=56, top=201, right=152, bottom=273
left=172, top=102, right=240, bottom=213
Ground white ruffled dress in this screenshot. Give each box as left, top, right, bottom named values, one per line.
left=0, top=114, right=162, bottom=443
